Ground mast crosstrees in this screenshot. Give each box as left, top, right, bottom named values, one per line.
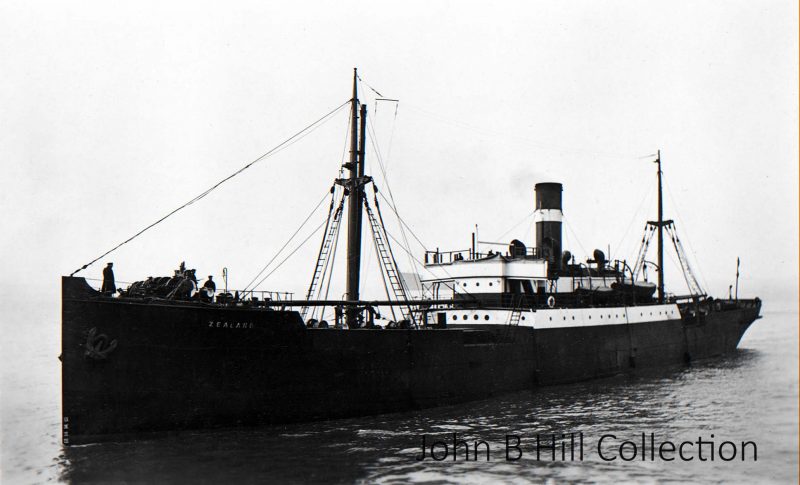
left=638, top=151, right=705, bottom=299
left=303, top=68, right=414, bottom=328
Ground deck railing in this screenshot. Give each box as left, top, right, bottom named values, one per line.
left=424, top=247, right=543, bottom=264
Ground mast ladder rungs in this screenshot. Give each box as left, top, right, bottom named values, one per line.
left=365, top=201, right=412, bottom=321
left=301, top=206, right=343, bottom=320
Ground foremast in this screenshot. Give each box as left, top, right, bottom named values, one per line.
left=344, top=68, right=368, bottom=328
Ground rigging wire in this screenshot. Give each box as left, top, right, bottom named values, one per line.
left=663, top=242, right=684, bottom=294
left=526, top=218, right=536, bottom=248
left=370, top=193, right=415, bottom=322
left=380, top=223, right=481, bottom=302
left=666, top=224, right=705, bottom=296
left=318, top=190, right=345, bottom=321
left=353, top=78, right=373, bottom=293
left=614, top=182, right=655, bottom=262
left=355, top=72, right=384, bottom=98
left=302, top=109, right=354, bottom=319
left=70, top=99, right=351, bottom=277
left=359, top=221, right=375, bottom=294
left=243, top=189, right=334, bottom=292
left=339, top=109, right=352, bottom=171
left=376, top=191, right=429, bottom=252
left=305, top=187, right=345, bottom=320
left=366, top=113, right=423, bottom=291
left=402, top=103, right=643, bottom=162
left=366, top=210, right=399, bottom=321
left=562, top=217, right=589, bottom=260
left=663, top=175, right=710, bottom=293
left=250, top=218, right=329, bottom=290
left=493, top=210, right=535, bottom=242
left=355, top=73, right=417, bottom=294
left=382, top=101, right=400, bottom=174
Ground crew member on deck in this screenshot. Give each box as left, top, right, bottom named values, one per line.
left=101, top=262, right=116, bottom=295
left=203, top=276, right=216, bottom=292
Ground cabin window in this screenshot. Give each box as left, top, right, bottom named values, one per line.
left=489, top=282, right=493, bottom=286
left=473, top=315, right=479, bottom=320
left=484, top=315, right=490, bottom=321
left=521, top=316, right=526, bottom=321
left=476, top=282, right=480, bottom=287
left=549, top=317, right=552, bottom=321
left=452, top=315, right=457, bottom=321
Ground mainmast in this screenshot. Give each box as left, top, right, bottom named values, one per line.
left=656, top=150, right=664, bottom=303
left=344, top=68, right=367, bottom=328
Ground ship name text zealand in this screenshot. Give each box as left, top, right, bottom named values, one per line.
left=208, top=320, right=255, bottom=329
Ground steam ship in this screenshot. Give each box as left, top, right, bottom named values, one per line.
left=61, top=71, right=761, bottom=445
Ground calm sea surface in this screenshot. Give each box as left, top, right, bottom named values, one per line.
left=1, top=306, right=797, bottom=484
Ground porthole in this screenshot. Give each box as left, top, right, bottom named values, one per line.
left=615, top=314, right=618, bottom=318
left=476, top=282, right=480, bottom=287
left=640, top=313, right=643, bottom=316
left=463, top=282, right=467, bottom=286
left=650, top=312, right=653, bottom=316
left=452, top=315, right=457, bottom=320
left=589, top=315, right=592, bottom=319
left=521, top=316, right=526, bottom=321
left=484, top=315, right=490, bottom=321
left=600, top=315, right=603, bottom=319
left=463, top=315, right=468, bottom=320
left=473, top=315, right=479, bottom=320
left=572, top=316, right=575, bottom=320
left=563, top=316, right=566, bottom=321
left=489, top=282, right=493, bottom=286
left=549, top=317, right=553, bottom=321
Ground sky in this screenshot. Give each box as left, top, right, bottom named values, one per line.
left=1, top=0, right=797, bottom=313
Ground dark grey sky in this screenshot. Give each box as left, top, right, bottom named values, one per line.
left=2, top=1, right=797, bottom=308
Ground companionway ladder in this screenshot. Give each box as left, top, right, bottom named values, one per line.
left=508, top=295, right=523, bottom=325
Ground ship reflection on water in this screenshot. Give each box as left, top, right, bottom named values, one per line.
left=57, top=334, right=797, bottom=484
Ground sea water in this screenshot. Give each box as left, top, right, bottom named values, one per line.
left=1, top=305, right=797, bottom=484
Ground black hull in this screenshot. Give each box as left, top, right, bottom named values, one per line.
left=61, top=277, right=760, bottom=445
